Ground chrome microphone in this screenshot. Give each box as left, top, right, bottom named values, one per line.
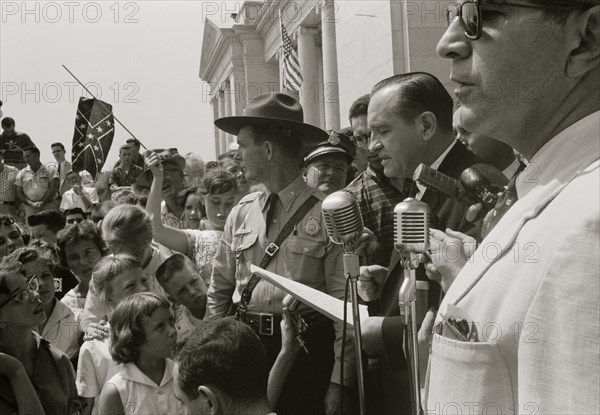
left=321, top=191, right=367, bottom=415
left=394, top=198, right=429, bottom=415
left=394, top=198, right=430, bottom=256
left=322, top=191, right=364, bottom=252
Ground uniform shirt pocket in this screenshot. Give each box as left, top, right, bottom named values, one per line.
left=426, top=333, right=516, bottom=414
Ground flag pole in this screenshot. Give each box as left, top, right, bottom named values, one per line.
left=278, top=9, right=286, bottom=94
left=61, top=64, right=147, bottom=150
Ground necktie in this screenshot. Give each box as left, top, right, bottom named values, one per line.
left=481, top=175, right=519, bottom=239
left=265, top=193, right=279, bottom=234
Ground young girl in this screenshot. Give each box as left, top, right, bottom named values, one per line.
left=178, top=186, right=203, bottom=230
left=76, top=254, right=150, bottom=415
left=146, top=155, right=237, bottom=284
left=98, top=292, right=181, bottom=415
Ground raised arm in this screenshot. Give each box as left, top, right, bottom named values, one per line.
left=145, top=151, right=188, bottom=253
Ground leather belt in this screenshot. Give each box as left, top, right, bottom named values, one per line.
left=239, top=310, right=330, bottom=337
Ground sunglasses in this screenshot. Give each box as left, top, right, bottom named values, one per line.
left=0, top=274, right=39, bottom=309
left=446, top=0, right=594, bottom=40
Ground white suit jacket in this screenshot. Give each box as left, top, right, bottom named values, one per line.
left=425, top=112, right=600, bottom=414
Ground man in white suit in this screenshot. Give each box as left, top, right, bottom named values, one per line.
left=425, top=1, right=600, bottom=414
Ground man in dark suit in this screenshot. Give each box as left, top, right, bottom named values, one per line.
left=358, top=72, right=505, bottom=414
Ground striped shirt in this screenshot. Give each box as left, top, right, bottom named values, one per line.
left=0, top=164, right=18, bottom=202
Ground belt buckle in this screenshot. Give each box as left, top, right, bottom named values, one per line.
left=265, top=242, right=279, bottom=257
left=258, top=313, right=274, bottom=336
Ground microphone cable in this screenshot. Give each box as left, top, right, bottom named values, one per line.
left=339, top=274, right=351, bottom=414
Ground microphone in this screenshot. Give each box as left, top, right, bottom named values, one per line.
left=394, top=197, right=430, bottom=255
left=322, top=191, right=364, bottom=251
left=459, top=166, right=502, bottom=208
left=394, top=198, right=429, bottom=415
left=321, top=191, right=367, bottom=415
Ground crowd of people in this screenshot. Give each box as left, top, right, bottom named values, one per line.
left=1, top=1, right=599, bottom=414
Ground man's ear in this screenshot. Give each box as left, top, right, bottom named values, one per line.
left=418, top=112, right=437, bottom=143
left=301, top=166, right=308, bottom=182
left=264, top=141, right=275, bottom=161
left=198, top=385, right=220, bottom=415
left=566, top=6, right=600, bottom=78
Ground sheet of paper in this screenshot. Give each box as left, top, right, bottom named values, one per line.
left=250, top=264, right=370, bottom=326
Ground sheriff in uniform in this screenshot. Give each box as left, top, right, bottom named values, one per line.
left=208, top=92, right=356, bottom=415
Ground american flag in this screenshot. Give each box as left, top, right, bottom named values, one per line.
left=280, top=16, right=302, bottom=94
left=71, top=97, right=115, bottom=179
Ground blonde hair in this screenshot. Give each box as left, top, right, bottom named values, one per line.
left=91, top=254, right=141, bottom=305
left=101, top=204, right=153, bottom=259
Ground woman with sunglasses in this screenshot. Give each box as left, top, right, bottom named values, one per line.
left=0, top=258, right=79, bottom=414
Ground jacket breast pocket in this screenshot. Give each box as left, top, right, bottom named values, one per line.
left=283, top=235, right=327, bottom=284
left=425, top=333, right=516, bottom=414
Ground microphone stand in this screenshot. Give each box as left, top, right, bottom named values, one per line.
left=343, top=246, right=367, bottom=415
left=398, top=252, right=423, bottom=415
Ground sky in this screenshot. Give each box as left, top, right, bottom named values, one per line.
left=0, top=0, right=241, bottom=169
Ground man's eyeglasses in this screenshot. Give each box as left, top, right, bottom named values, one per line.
left=66, top=217, right=84, bottom=224
left=0, top=274, right=39, bottom=309
left=351, top=133, right=370, bottom=148
left=446, top=1, right=594, bottom=40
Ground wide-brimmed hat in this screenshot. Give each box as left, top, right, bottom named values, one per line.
left=214, top=92, right=328, bottom=143
left=303, top=130, right=355, bottom=165
left=136, top=148, right=186, bottom=187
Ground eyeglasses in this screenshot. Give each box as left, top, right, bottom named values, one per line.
left=445, top=0, right=594, bottom=40
left=0, top=216, right=15, bottom=226
left=0, top=274, right=39, bottom=309
left=351, top=133, right=370, bottom=148
left=66, top=217, right=84, bottom=224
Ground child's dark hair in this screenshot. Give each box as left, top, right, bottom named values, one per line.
left=155, top=253, right=195, bottom=285
left=109, top=292, right=172, bottom=364
left=199, top=170, right=236, bottom=197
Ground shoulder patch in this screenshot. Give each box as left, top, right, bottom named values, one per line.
left=238, top=191, right=262, bottom=205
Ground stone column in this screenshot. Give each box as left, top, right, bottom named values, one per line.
left=321, top=0, right=340, bottom=131
left=298, top=26, right=322, bottom=128
left=212, top=97, right=220, bottom=158
left=224, top=80, right=234, bottom=150
left=218, top=90, right=228, bottom=155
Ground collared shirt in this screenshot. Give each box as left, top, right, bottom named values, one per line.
left=502, top=157, right=522, bottom=180
left=15, top=164, right=58, bottom=201
left=173, top=303, right=204, bottom=340
left=109, top=164, right=143, bottom=187
left=426, top=111, right=600, bottom=413
left=161, top=200, right=185, bottom=229
left=344, top=165, right=404, bottom=266
left=61, top=288, right=87, bottom=324
left=0, top=164, right=18, bottom=202
left=60, top=186, right=100, bottom=212
left=49, top=160, right=72, bottom=195
left=209, top=175, right=355, bottom=385
left=0, top=331, right=80, bottom=415
left=41, top=299, right=81, bottom=360
left=106, top=359, right=181, bottom=415
left=76, top=337, right=120, bottom=399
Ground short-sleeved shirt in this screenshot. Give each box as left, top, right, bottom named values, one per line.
left=0, top=132, right=35, bottom=168
left=76, top=337, right=120, bottom=399
left=109, top=164, right=143, bottom=187
left=60, top=187, right=100, bottom=212
left=61, top=288, right=87, bottom=324
left=41, top=299, right=81, bottom=360
left=15, top=164, right=58, bottom=201
left=184, top=229, right=222, bottom=285
left=106, top=359, right=182, bottom=414
left=161, top=201, right=185, bottom=229
left=0, top=164, right=18, bottom=202
left=0, top=331, right=80, bottom=415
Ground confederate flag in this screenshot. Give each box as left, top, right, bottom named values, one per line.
left=71, top=97, right=115, bottom=178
